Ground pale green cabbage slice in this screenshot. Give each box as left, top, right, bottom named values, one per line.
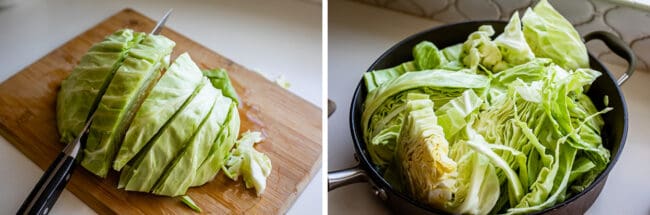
left=435, top=89, right=483, bottom=140
left=179, top=195, right=202, bottom=213
left=522, top=0, right=589, bottom=70
left=57, top=29, right=144, bottom=143
left=494, top=12, right=535, bottom=67
left=113, top=52, right=204, bottom=171
left=152, top=93, right=232, bottom=196
left=364, top=61, right=418, bottom=92
left=447, top=141, right=500, bottom=215
left=191, top=102, right=240, bottom=187
left=81, top=34, right=175, bottom=177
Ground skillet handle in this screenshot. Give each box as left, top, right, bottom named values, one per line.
left=328, top=99, right=336, bottom=117
left=328, top=164, right=368, bottom=191
left=584, top=31, right=636, bottom=86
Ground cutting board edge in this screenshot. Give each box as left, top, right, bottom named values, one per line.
left=282, top=152, right=323, bottom=213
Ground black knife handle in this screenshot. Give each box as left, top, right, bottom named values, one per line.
left=17, top=152, right=76, bottom=215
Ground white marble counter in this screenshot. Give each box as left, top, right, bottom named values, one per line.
left=328, top=0, right=650, bottom=214
left=0, top=0, right=322, bottom=214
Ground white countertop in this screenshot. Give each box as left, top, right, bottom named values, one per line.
left=328, top=0, right=650, bottom=214
left=0, top=0, right=322, bottom=214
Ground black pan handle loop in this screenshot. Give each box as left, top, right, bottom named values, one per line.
left=584, top=31, right=636, bottom=86
left=328, top=163, right=368, bottom=191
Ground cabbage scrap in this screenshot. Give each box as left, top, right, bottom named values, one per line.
left=223, top=131, right=272, bottom=196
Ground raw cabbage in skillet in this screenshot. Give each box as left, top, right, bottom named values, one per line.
left=362, top=0, right=611, bottom=214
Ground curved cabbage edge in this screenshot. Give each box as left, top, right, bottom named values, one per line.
left=114, top=52, right=204, bottom=171
left=223, top=131, right=272, bottom=196
left=202, top=68, right=240, bottom=104
left=364, top=41, right=459, bottom=93
left=81, top=34, right=175, bottom=177
left=57, top=29, right=143, bottom=143
left=521, top=0, right=588, bottom=70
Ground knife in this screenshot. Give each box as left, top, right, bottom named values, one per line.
left=17, top=9, right=173, bottom=215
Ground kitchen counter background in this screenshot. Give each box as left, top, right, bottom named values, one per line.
left=328, top=0, right=650, bottom=214
left=350, top=0, right=650, bottom=72
left=0, top=0, right=322, bottom=214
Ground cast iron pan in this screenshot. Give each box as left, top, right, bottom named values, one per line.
left=329, top=21, right=635, bottom=214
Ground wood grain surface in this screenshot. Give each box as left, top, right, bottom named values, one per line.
left=0, top=8, right=321, bottom=214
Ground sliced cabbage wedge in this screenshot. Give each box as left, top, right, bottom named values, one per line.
left=81, top=34, right=175, bottom=177
left=152, top=93, right=233, bottom=196
left=394, top=93, right=457, bottom=208
left=113, top=53, right=204, bottom=171
left=119, top=78, right=216, bottom=191
left=57, top=29, right=144, bottom=143
left=191, top=102, right=240, bottom=186
left=362, top=70, right=489, bottom=168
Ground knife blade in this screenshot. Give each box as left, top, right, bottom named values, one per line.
left=151, top=9, right=172, bottom=35
left=17, top=9, right=173, bottom=215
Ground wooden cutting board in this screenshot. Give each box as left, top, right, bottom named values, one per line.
left=0, top=8, right=321, bottom=214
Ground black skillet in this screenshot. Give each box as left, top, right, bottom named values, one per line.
left=328, top=21, right=635, bottom=214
